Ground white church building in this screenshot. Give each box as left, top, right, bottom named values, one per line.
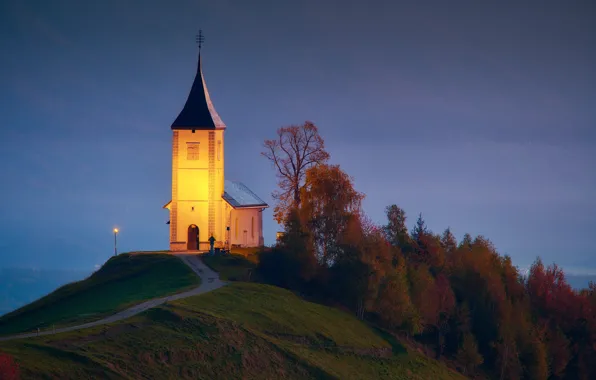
left=163, top=49, right=268, bottom=251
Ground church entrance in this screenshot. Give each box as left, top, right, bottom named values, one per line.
left=187, top=225, right=199, bottom=250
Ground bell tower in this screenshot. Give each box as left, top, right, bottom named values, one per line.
left=166, top=36, right=226, bottom=251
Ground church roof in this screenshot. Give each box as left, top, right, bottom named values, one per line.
left=223, top=180, right=268, bottom=208
left=162, top=181, right=268, bottom=210
left=171, top=54, right=226, bottom=130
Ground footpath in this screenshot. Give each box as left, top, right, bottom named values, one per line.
left=0, top=254, right=225, bottom=342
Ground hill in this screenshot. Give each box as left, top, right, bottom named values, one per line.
left=0, top=253, right=200, bottom=336
left=0, top=279, right=464, bottom=379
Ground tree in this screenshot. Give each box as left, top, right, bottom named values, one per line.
left=417, top=233, right=447, bottom=273
left=411, top=213, right=428, bottom=244
left=262, top=121, right=330, bottom=223
left=383, top=205, right=410, bottom=249
left=456, top=333, right=484, bottom=376
left=257, top=208, right=317, bottom=290
left=440, top=227, right=457, bottom=254
left=519, top=330, right=549, bottom=380
left=345, top=215, right=393, bottom=320
left=459, top=233, right=473, bottom=249
left=299, top=164, right=364, bottom=266
left=373, top=259, right=422, bottom=335
left=408, top=264, right=439, bottom=329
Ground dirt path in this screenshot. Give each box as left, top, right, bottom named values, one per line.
left=0, top=254, right=225, bottom=342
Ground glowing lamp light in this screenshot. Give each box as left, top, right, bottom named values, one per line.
left=113, top=227, right=119, bottom=256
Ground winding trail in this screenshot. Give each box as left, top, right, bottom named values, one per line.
left=0, top=254, right=225, bottom=342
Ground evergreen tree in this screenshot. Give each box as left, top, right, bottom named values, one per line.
left=440, top=227, right=457, bottom=253
left=459, top=233, right=473, bottom=249
left=411, top=213, right=428, bottom=244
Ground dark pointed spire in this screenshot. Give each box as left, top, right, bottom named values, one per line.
left=171, top=32, right=225, bottom=130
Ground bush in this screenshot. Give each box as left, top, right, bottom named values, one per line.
left=0, top=352, right=19, bottom=380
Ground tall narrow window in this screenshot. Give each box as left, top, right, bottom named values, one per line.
left=251, top=217, right=254, bottom=238
left=217, top=140, right=221, bottom=161
left=186, top=142, right=200, bottom=160
left=235, top=217, right=238, bottom=239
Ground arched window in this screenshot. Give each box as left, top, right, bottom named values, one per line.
left=235, top=217, right=238, bottom=239
left=251, top=217, right=254, bottom=238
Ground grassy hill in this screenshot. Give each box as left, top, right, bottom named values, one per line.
left=202, top=252, right=257, bottom=281
left=0, top=282, right=464, bottom=379
left=0, top=253, right=200, bottom=335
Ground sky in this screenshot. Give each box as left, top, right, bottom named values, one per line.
left=0, top=0, right=595, bottom=273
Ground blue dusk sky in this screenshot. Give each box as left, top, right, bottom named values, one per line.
left=0, top=0, right=595, bottom=273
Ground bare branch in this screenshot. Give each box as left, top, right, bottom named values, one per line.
left=261, top=121, right=330, bottom=223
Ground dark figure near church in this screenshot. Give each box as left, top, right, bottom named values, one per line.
left=209, top=235, right=216, bottom=254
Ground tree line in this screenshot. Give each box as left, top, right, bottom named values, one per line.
left=258, top=121, right=596, bottom=379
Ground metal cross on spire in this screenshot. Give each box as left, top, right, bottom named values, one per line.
left=196, top=30, right=205, bottom=54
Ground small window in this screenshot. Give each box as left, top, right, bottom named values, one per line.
left=187, top=142, right=200, bottom=160
left=217, top=140, right=222, bottom=161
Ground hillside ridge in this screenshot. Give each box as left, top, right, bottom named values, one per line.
left=0, top=253, right=223, bottom=341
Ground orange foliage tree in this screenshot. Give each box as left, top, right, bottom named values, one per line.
left=299, top=164, right=364, bottom=266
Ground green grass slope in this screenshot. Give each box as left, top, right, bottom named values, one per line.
left=0, top=283, right=464, bottom=380
left=201, top=253, right=256, bottom=281
left=0, top=253, right=200, bottom=335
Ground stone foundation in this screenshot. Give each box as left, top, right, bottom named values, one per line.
left=170, top=242, right=187, bottom=251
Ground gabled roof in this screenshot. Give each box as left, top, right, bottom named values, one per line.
left=223, top=180, right=268, bottom=208
left=162, top=181, right=268, bottom=211
left=171, top=54, right=226, bottom=130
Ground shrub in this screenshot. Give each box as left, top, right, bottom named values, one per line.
left=0, top=352, right=20, bottom=380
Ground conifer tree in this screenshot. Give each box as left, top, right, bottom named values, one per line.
left=440, top=227, right=457, bottom=253
left=411, top=213, right=428, bottom=244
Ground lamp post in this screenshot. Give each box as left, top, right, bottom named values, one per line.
left=113, top=228, right=119, bottom=256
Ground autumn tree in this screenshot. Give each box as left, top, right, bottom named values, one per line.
left=373, top=254, right=422, bottom=335
left=383, top=204, right=410, bottom=249
left=455, top=333, right=483, bottom=375
left=262, top=121, right=330, bottom=223
left=299, top=164, right=364, bottom=266
left=328, top=215, right=389, bottom=319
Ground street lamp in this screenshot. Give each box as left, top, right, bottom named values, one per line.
left=113, top=228, right=119, bottom=256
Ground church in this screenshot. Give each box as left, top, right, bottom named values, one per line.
left=163, top=48, right=268, bottom=251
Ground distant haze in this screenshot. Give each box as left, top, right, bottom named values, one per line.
left=0, top=268, right=90, bottom=316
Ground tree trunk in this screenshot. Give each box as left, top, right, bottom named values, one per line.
left=500, top=344, right=509, bottom=380
left=356, top=299, right=365, bottom=320
left=436, top=327, right=443, bottom=359
left=294, top=183, right=300, bottom=205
